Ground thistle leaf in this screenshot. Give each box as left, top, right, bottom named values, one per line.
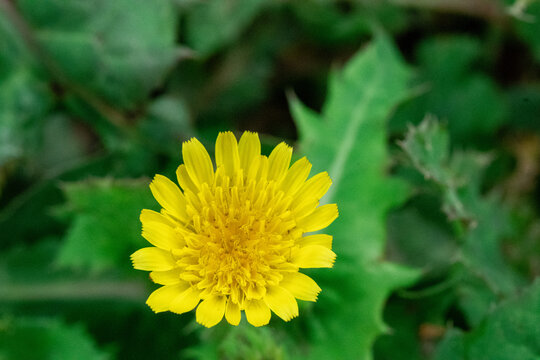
left=291, top=34, right=420, bottom=360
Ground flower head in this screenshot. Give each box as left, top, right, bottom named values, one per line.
left=131, top=131, right=338, bottom=327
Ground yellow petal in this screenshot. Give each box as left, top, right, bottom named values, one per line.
left=215, top=131, right=240, bottom=177
left=176, top=164, right=199, bottom=195
left=297, top=234, right=333, bottom=249
left=169, top=286, right=201, bottom=314
left=146, top=283, right=189, bottom=312
left=291, top=245, right=336, bottom=268
left=160, top=209, right=178, bottom=224
left=267, top=142, right=292, bottom=182
left=291, top=198, right=319, bottom=219
left=280, top=272, right=321, bottom=302
left=291, top=171, right=332, bottom=211
left=182, top=138, right=214, bottom=186
left=257, top=155, right=269, bottom=180
left=131, top=247, right=176, bottom=271
left=264, top=286, right=298, bottom=321
left=238, top=131, right=261, bottom=176
left=196, top=294, right=226, bottom=327
left=140, top=209, right=175, bottom=227
left=150, top=268, right=183, bottom=285
left=245, top=299, right=271, bottom=327
left=179, top=272, right=201, bottom=282
left=141, top=211, right=184, bottom=250
left=149, top=175, right=188, bottom=221
left=279, top=157, right=311, bottom=196
left=225, top=300, right=241, bottom=326
left=297, top=203, right=338, bottom=232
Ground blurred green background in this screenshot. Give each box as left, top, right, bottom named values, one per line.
left=1, top=0, right=540, bottom=359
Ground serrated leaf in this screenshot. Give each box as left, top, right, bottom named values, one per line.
left=399, top=118, right=473, bottom=224
left=399, top=118, right=451, bottom=184
left=435, top=280, right=540, bottom=360
left=290, top=34, right=420, bottom=359
left=16, top=0, right=178, bottom=109
left=401, top=117, right=523, bottom=326
left=57, top=178, right=156, bottom=272
left=0, top=317, right=109, bottom=360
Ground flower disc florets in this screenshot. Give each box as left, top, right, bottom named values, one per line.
left=131, top=131, right=338, bottom=327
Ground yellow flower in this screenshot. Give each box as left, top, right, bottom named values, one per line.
left=131, top=131, right=338, bottom=327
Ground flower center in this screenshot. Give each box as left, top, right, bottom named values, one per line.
left=176, top=176, right=300, bottom=307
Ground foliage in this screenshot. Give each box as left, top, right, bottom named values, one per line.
left=55, top=178, right=157, bottom=272
left=390, top=36, right=507, bottom=144
left=400, top=118, right=523, bottom=326
left=434, top=280, right=540, bottom=360
left=0, top=317, right=109, bottom=360
left=289, top=34, right=419, bottom=359
left=1, top=0, right=539, bottom=359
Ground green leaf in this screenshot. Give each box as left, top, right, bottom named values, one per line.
left=16, top=0, right=178, bottom=109
left=373, top=298, right=424, bottom=360
left=292, top=1, right=409, bottom=45
left=0, top=13, right=53, bottom=168
left=0, top=240, right=146, bottom=304
left=435, top=280, right=540, bottom=360
left=399, top=118, right=473, bottom=224
left=0, top=153, right=121, bottom=248
left=0, top=317, right=109, bottom=360
left=0, top=181, right=63, bottom=249
left=506, top=84, right=540, bottom=132
left=400, top=117, right=524, bottom=326
left=390, top=36, right=507, bottom=144
left=57, top=178, right=157, bottom=272
left=386, top=206, right=456, bottom=271
left=185, top=0, right=266, bottom=55
left=290, top=34, right=420, bottom=359
left=31, top=114, right=91, bottom=175
left=137, top=96, right=193, bottom=154
left=0, top=241, right=187, bottom=359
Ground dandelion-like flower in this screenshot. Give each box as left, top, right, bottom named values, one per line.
left=131, top=131, right=338, bottom=327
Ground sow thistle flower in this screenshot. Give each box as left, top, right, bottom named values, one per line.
left=131, top=131, right=338, bottom=327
